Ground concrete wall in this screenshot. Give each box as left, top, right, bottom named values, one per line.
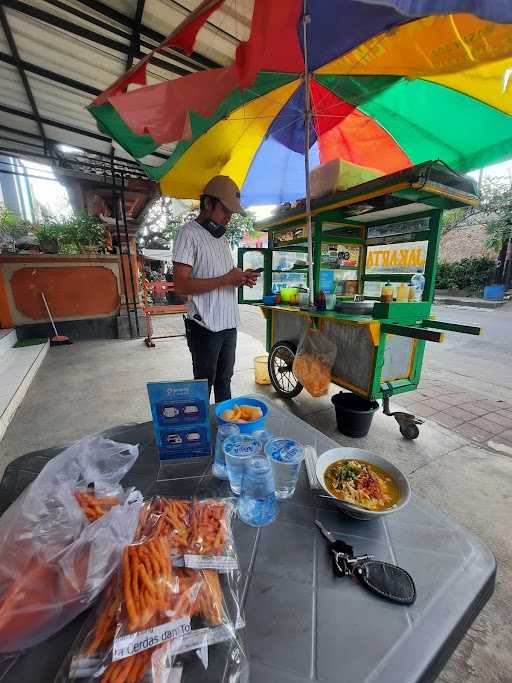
left=0, top=254, right=122, bottom=332
left=439, top=223, right=496, bottom=264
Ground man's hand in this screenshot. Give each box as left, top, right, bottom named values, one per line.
left=243, top=269, right=261, bottom=288
left=223, top=267, right=248, bottom=287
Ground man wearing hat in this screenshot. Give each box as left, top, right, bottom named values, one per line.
left=173, top=176, right=259, bottom=402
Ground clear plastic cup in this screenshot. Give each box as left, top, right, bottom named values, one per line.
left=265, top=438, right=305, bottom=500
left=252, top=428, right=273, bottom=447
left=213, top=424, right=240, bottom=479
left=224, top=435, right=262, bottom=495
left=238, top=455, right=277, bottom=527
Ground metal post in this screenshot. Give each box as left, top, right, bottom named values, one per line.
left=120, top=171, right=141, bottom=336
left=110, top=153, right=133, bottom=338
left=302, top=1, right=314, bottom=306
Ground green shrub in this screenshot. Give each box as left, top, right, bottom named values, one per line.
left=436, top=257, right=496, bottom=295
left=36, top=211, right=105, bottom=254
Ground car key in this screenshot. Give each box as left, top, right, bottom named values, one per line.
left=314, top=520, right=416, bottom=604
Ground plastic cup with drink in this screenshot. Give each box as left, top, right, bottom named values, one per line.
left=265, top=438, right=305, bottom=500
left=223, top=434, right=262, bottom=495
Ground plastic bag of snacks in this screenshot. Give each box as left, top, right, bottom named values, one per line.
left=0, top=435, right=142, bottom=653
left=292, top=327, right=338, bottom=397
left=55, top=496, right=248, bottom=682
left=137, top=498, right=238, bottom=572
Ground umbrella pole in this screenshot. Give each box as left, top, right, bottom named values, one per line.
left=302, top=3, right=315, bottom=307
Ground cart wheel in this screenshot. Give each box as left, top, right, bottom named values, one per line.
left=400, top=422, right=420, bottom=440
left=268, top=341, right=303, bottom=399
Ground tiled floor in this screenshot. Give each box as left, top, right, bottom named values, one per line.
left=393, top=380, right=512, bottom=449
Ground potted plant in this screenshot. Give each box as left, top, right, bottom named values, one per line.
left=36, top=212, right=106, bottom=255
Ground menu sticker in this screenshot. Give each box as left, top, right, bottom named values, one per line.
left=112, top=618, right=191, bottom=661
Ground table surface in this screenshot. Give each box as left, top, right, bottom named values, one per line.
left=0, top=397, right=495, bottom=683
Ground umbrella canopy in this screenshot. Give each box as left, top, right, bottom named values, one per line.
left=90, top=0, right=512, bottom=205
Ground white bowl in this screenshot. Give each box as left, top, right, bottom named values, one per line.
left=316, top=447, right=411, bottom=520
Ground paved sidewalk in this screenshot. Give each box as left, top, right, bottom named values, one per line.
left=393, top=379, right=512, bottom=454
left=434, top=294, right=507, bottom=309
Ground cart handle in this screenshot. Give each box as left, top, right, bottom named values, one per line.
left=421, top=320, right=481, bottom=336
left=380, top=323, right=444, bottom=343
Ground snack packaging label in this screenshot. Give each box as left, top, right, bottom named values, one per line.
left=183, top=554, right=238, bottom=572
left=112, top=618, right=191, bottom=661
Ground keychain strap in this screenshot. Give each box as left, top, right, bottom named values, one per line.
left=354, top=560, right=416, bottom=605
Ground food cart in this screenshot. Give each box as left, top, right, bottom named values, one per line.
left=238, top=161, right=482, bottom=439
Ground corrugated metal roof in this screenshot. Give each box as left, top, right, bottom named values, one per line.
left=0, top=0, right=253, bottom=177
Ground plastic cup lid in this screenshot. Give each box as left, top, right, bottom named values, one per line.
left=265, top=438, right=304, bottom=463
left=224, top=435, right=261, bottom=458
left=218, top=424, right=240, bottom=438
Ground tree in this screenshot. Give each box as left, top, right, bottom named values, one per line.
left=478, top=177, right=512, bottom=286
left=439, top=176, right=512, bottom=286
left=140, top=196, right=256, bottom=248
left=0, top=204, right=32, bottom=250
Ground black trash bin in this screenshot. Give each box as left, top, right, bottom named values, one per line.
left=331, top=392, right=379, bottom=438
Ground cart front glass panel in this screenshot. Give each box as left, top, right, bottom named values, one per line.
left=272, top=251, right=308, bottom=292
left=320, top=243, right=360, bottom=296
left=241, top=250, right=264, bottom=300
left=364, top=240, right=428, bottom=298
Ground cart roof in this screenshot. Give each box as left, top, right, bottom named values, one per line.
left=257, top=161, right=478, bottom=231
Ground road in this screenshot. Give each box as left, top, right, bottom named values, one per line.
left=424, top=303, right=512, bottom=395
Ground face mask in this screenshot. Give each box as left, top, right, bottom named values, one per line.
left=198, top=217, right=226, bottom=239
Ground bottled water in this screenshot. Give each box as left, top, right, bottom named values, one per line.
left=265, top=438, right=305, bottom=500
left=238, top=455, right=277, bottom=527
left=224, top=435, right=262, bottom=495
left=213, top=424, right=240, bottom=479
left=410, top=270, right=425, bottom=302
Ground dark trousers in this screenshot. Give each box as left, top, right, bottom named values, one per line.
left=185, top=319, right=237, bottom=403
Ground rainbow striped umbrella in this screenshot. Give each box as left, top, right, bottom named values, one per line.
left=90, top=0, right=512, bottom=206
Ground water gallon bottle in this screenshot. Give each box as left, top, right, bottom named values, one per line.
left=410, top=270, right=425, bottom=302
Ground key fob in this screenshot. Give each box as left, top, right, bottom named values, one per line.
left=354, top=560, right=416, bottom=605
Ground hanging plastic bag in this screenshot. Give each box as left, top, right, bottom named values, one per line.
left=56, top=496, right=249, bottom=683
left=292, top=327, right=338, bottom=397
left=0, top=435, right=142, bottom=653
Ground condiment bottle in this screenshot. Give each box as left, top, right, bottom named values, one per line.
left=316, top=289, right=326, bottom=311
left=408, top=285, right=415, bottom=302
left=380, top=282, right=394, bottom=303
left=396, top=282, right=409, bottom=303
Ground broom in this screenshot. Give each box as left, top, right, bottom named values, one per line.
left=41, top=292, right=72, bottom=346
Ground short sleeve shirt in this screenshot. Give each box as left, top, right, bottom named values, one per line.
left=172, top=220, right=240, bottom=332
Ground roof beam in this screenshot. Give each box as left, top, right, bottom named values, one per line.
left=0, top=106, right=169, bottom=162
left=0, top=125, right=146, bottom=171
left=0, top=103, right=111, bottom=143
left=72, top=0, right=222, bottom=69
left=111, top=0, right=145, bottom=164
left=2, top=0, right=193, bottom=77
left=0, top=51, right=101, bottom=96
left=126, top=0, right=145, bottom=72
left=0, top=6, right=50, bottom=156
left=40, top=0, right=212, bottom=73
